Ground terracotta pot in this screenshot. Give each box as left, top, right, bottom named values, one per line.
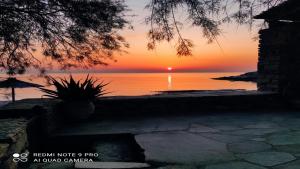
left=58, top=101, right=95, bottom=121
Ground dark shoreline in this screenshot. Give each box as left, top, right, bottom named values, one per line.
left=212, top=72, right=257, bottom=82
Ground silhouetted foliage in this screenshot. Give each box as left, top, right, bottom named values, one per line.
left=146, top=0, right=286, bottom=56
left=0, top=0, right=128, bottom=75
left=0, top=0, right=288, bottom=74
left=40, top=75, right=108, bottom=101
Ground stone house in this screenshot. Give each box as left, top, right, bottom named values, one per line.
left=255, top=0, right=300, bottom=97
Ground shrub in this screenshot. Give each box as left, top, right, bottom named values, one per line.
left=40, top=75, right=108, bottom=102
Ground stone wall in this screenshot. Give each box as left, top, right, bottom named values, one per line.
left=258, top=22, right=300, bottom=96
left=0, top=119, right=28, bottom=169
left=0, top=102, right=63, bottom=169
left=94, top=92, right=285, bottom=118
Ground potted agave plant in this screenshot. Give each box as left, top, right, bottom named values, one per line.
left=40, top=75, right=107, bottom=121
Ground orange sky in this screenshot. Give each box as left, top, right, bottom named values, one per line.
left=31, top=0, right=260, bottom=73
left=92, top=0, right=259, bottom=73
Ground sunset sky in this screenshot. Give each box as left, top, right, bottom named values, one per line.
left=94, top=0, right=260, bottom=73
left=61, top=0, right=260, bottom=73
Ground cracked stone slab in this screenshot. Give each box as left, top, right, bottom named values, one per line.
left=274, top=144, right=300, bottom=154
left=273, top=160, right=300, bottom=169
left=0, top=143, right=9, bottom=158
left=212, top=126, right=242, bottom=131
left=135, top=132, right=235, bottom=164
left=55, top=120, right=158, bottom=135
left=188, top=124, right=220, bottom=133
left=75, top=162, right=150, bottom=169
left=268, top=131, right=300, bottom=145
left=199, top=133, right=252, bottom=143
left=225, top=128, right=287, bottom=136
left=243, top=122, right=280, bottom=129
left=205, top=161, right=267, bottom=169
left=0, top=118, right=27, bottom=142
left=280, top=119, right=300, bottom=130
left=237, top=152, right=296, bottom=167
left=228, top=141, right=271, bottom=154
left=154, top=119, right=190, bottom=132
left=250, top=138, right=266, bottom=142
left=157, top=165, right=198, bottom=169
left=29, top=163, right=74, bottom=169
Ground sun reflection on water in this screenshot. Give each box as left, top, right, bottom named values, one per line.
left=168, top=74, right=172, bottom=90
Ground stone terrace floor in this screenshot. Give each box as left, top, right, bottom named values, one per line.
left=53, top=112, right=300, bottom=169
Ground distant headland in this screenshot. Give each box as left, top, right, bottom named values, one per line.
left=213, top=72, right=257, bottom=82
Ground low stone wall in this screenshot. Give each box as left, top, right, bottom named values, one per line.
left=0, top=99, right=63, bottom=136
left=0, top=119, right=28, bottom=169
left=1, top=91, right=289, bottom=121
left=93, top=92, right=287, bottom=118
left=0, top=101, right=64, bottom=169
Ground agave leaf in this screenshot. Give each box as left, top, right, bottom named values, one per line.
left=39, top=74, right=108, bottom=101
left=42, top=94, right=59, bottom=99
left=39, top=88, right=58, bottom=94
left=82, top=74, right=90, bottom=85
left=40, top=91, right=56, bottom=96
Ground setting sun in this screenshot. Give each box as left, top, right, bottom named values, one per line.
left=167, top=67, right=173, bottom=71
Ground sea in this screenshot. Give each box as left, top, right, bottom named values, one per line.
left=0, top=72, right=257, bottom=101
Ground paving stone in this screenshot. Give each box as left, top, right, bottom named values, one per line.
left=93, top=135, right=144, bottom=162
left=205, top=161, right=267, bottom=169
left=274, top=144, right=300, bottom=154
left=0, top=157, right=17, bottom=169
left=250, top=138, right=266, bottom=142
left=243, top=122, right=279, bottom=129
left=199, top=119, right=254, bottom=127
left=228, top=141, right=271, bottom=154
left=75, top=162, right=150, bottom=169
left=154, top=119, right=190, bottom=132
left=217, top=118, right=258, bottom=126
left=199, top=133, right=252, bottom=143
left=157, top=165, right=198, bottom=169
left=53, top=113, right=300, bottom=166
left=268, top=131, right=300, bottom=145
left=45, top=163, right=74, bottom=169
left=135, top=132, right=235, bottom=164
left=0, top=118, right=27, bottom=142
left=225, top=128, right=286, bottom=136
left=188, top=124, right=220, bottom=133
left=280, top=119, right=300, bottom=130
left=56, top=120, right=158, bottom=135
left=212, top=126, right=242, bottom=131
left=29, top=163, right=74, bottom=169
left=238, top=152, right=296, bottom=167
left=0, top=143, right=9, bottom=158
left=273, top=159, right=300, bottom=169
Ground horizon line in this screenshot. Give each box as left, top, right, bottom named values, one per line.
left=0, top=70, right=256, bottom=74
